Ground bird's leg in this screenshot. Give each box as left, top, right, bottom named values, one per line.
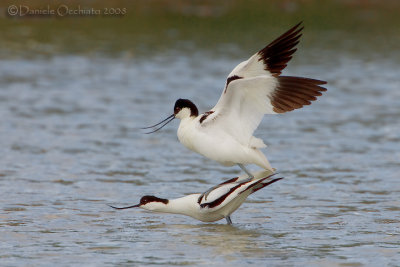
left=225, top=216, right=232, bottom=225
left=198, top=183, right=223, bottom=202
left=198, top=165, right=254, bottom=202
left=238, top=164, right=254, bottom=180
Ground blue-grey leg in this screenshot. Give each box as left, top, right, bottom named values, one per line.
left=198, top=164, right=254, bottom=202
left=226, top=216, right=232, bottom=225
left=198, top=183, right=221, bottom=202
left=238, top=164, right=254, bottom=179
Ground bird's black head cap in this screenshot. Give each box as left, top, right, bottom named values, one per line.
left=140, top=195, right=169, bottom=205
left=174, top=99, right=198, bottom=117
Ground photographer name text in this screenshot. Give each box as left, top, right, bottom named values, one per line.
left=7, top=4, right=127, bottom=17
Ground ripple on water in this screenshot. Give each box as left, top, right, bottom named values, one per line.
left=0, top=50, right=399, bottom=266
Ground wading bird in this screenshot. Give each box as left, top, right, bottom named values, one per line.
left=110, top=170, right=282, bottom=224
left=143, top=22, right=326, bottom=178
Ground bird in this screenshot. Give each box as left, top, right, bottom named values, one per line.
left=109, top=170, right=282, bottom=225
left=142, top=22, right=327, bottom=178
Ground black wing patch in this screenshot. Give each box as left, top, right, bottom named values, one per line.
left=224, top=75, right=243, bottom=93
left=199, top=111, right=215, bottom=124
left=258, top=22, right=303, bottom=76
left=270, top=76, right=327, bottom=113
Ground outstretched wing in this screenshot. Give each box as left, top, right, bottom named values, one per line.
left=226, top=21, right=303, bottom=81
left=201, top=22, right=326, bottom=146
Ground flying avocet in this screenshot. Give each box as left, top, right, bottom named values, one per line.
left=143, top=22, right=326, bottom=178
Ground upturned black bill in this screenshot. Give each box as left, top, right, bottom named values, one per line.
left=141, top=114, right=175, bottom=134
left=108, top=204, right=140, bottom=209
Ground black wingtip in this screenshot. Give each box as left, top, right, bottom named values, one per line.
left=266, top=177, right=284, bottom=186
left=258, top=22, right=305, bottom=76
left=251, top=176, right=283, bottom=193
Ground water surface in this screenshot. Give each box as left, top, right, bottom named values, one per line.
left=1, top=1, right=400, bottom=266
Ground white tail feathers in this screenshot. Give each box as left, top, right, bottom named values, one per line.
left=250, top=137, right=266, bottom=149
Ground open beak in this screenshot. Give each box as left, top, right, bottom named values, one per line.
left=141, top=114, right=175, bottom=134
left=108, top=204, right=140, bottom=210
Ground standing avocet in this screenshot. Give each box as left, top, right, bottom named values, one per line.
left=143, top=22, right=326, bottom=178
left=110, top=170, right=282, bottom=224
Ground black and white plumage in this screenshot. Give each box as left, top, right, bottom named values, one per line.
left=110, top=170, right=282, bottom=224
left=144, top=22, right=327, bottom=176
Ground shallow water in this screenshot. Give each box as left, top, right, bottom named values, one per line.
left=1, top=49, right=399, bottom=266
left=1, top=5, right=400, bottom=266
